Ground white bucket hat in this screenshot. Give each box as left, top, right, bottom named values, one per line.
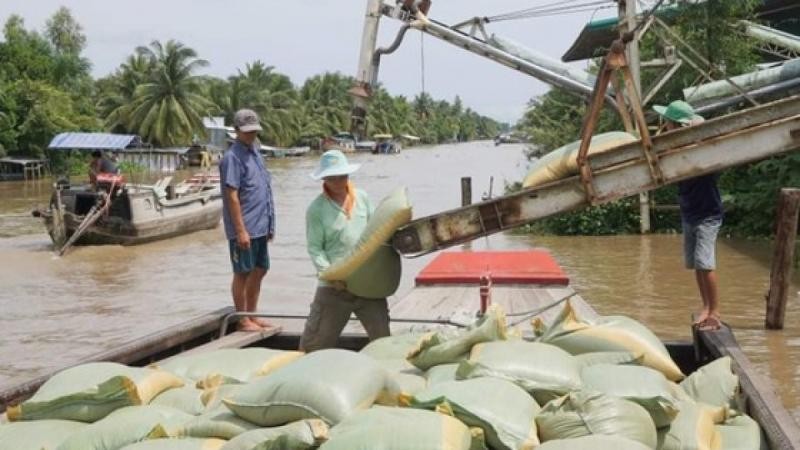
left=310, top=150, right=360, bottom=180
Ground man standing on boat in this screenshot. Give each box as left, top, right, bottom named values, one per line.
left=88, top=150, right=118, bottom=186
left=654, top=100, right=723, bottom=332
left=299, top=150, right=390, bottom=351
left=220, top=108, right=275, bottom=332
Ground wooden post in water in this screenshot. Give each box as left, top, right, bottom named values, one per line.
left=766, top=188, right=800, bottom=329
left=461, top=177, right=472, bottom=207
left=461, top=177, right=472, bottom=250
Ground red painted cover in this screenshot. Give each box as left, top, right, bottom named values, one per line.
left=415, top=250, right=569, bottom=286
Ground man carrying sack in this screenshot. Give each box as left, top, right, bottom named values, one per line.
left=300, top=150, right=390, bottom=351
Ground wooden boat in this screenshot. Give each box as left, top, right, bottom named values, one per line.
left=1, top=250, right=798, bottom=448
left=373, top=134, right=402, bottom=154
left=32, top=173, right=222, bottom=247
left=259, top=145, right=287, bottom=159
left=284, top=146, right=312, bottom=157
left=322, top=133, right=358, bottom=153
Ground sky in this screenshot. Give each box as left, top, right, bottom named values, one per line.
left=0, top=0, right=621, bottom=123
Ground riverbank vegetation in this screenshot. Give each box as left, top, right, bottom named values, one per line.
left=516, top=0, right=796, bottom=238
left=0, top=7, right=501, bottom=156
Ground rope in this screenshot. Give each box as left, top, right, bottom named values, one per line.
left=507, top=292, right=577, bottom=327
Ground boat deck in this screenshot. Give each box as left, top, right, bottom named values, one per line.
left=1, top=250, right=798, bottom=448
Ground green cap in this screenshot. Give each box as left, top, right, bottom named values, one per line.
left=653, top=100, right=703, bottom=125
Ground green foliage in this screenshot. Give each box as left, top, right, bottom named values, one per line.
left=116, top=160, right=147, bottom=184
left=48, top=151, right=90, bottom=176
left=640, top=0, right=760, bottom=109
left=45, top=6, right=86, bottom=55
left=121, top=40, right=214, bottom=147
left=719, top=154, right=800, bottom=236
left=0, top=9, right=96, bottom=157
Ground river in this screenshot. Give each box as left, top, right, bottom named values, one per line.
left=0, top=141, right=797, bottom=420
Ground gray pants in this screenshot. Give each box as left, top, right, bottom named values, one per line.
left=299, top=286, right=390, bottom=352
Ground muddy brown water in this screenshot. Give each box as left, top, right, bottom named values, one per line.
left=0, top=142, right=798, bottom=421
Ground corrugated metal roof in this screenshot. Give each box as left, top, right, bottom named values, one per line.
left=48, top=132, right=142, bottom=151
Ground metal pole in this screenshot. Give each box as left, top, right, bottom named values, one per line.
left=350, top=0, right=384, bottom=137
left=620, top=0, right=651, bottom=233
left=766, top=188, right=800, bottom=330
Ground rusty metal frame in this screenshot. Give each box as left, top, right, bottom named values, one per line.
left=576, top=38, right=662, bottom=205
left=392, top=94, right=800, bottom=256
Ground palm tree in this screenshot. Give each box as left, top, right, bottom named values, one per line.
left=125, top=40, right=213, bottom=147
left=236, top=62, right=299, bottom=147
left=97, top=54, right=152, bottom=133
left=300, top=72, right=352, bottom=136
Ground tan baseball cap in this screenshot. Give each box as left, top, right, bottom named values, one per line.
left=233, top=109, right=262, bottom=132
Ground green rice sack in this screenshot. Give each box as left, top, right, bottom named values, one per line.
left=7, top=362, right=183, bottom=422
left=223, top=349, right=385, bottom=426
left=404, top=378, right=541, bottom=450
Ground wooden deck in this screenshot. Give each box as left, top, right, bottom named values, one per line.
left=264, top=284, right=596, bottom=337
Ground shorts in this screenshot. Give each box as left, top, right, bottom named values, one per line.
left=683, top=217, right=721, bottom=271
left=229, top=236, right=270, bottom=273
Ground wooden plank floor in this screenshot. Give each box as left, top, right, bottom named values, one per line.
left=271, top=284, right=597, bottom=337
left=155, top=327, right=282, bottom=364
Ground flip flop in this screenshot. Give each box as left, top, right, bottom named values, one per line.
left=692, top=317, right=706, bottom=327
left=696, top=316, right=722, bottom=332
left=252, top=317, right=275, bottom=329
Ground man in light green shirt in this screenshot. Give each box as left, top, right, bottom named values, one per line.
left=300, top=150, right=390, bottom=352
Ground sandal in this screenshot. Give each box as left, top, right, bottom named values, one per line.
left=692, top=315, right=707, bottom=327
left=696, top=315, right=722, bottom=332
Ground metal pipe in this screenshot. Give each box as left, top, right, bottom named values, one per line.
left=694, top=76, right=800, bottom=116
left=371, top=24, right=412, bottom=85
left=408, top=16, right=619, bottom=112
left=685, top=58, right=800, bottom=104
left=219, top=312, right=469, bottom=338
left=741, top=20, right=800, bottom=54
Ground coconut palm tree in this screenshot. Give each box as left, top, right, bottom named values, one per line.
left=300, top=72, right=352, bottom=136
left=125, top=40, right=214, bottom=147
left=97, top=54, right=152, bottom=133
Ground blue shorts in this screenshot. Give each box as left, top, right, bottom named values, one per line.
left=229, top=236, right=270, bottom=273
left=683, top=217, right=721, bottom=270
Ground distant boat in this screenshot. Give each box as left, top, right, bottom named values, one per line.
left=354, top=140, right=376, bottom=152
left=260, top=145, right=312, bottom=158
left=284, top=146, right=312, bottom=157
left=322, top=132, right=358, bottom=153
left=259, top=145, right=287, bottom=159
left=372, top=134, right=402, bottom=154
left=399, top=134, right=421, bottom=145
left=32, top=173, right=222, bottom=247
left=33, top=133, right=223, bottom=249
